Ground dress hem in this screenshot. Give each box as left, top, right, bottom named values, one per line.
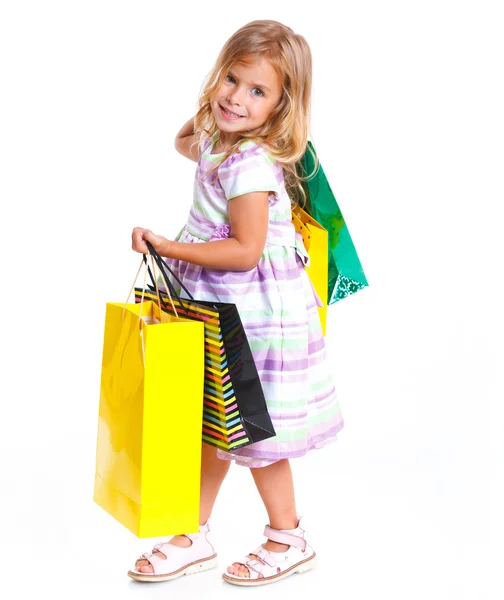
left=214, top=419, right=344, bottom=467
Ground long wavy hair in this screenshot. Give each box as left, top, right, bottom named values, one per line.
left=193, top=20, right=319, bottom=206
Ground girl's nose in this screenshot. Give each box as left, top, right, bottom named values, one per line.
left=227, top=89, right=243, bottom=106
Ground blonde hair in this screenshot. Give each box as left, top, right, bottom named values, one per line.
left=193, top=19, right=319, bottom=206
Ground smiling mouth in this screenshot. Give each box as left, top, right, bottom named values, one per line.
left=220, top=105, right=245, bottom=119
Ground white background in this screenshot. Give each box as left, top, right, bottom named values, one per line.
left=1, top=1, right=503, bottom=598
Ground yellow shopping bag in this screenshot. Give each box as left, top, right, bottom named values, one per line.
left=292, top=206, right=329, bottom=335
left=94, top=298, right=205, bottom=537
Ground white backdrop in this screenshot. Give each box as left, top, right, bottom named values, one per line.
left=1, top=1, right=502, bottom=599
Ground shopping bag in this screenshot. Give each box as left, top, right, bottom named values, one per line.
left=135, top=243, right=276, bottom=453
left=299, top=141, right=368, bottom=304
left=291, top=205, right=329, bottom=335
left=94, top=290, right=205, bottom=538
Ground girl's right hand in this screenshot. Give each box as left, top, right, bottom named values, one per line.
left=131, top=227, right=169, bottom=255
left=132, top=227, right=150, bottom=254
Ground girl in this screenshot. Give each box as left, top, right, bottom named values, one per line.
left=128, top=19, right=344, bottom=586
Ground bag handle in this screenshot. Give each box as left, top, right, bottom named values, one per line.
left=144, top=252, right=180, bottom=318
left=144, top=243, right=186, bottom=313
left=144, top=242, right=196, bottom=310
left=124, top=253, right=164, bottom=320
left=122, top=252, right=178, bottom=367
left=124, top=250, right=179, bottom=320
left=142, top=249, right=180, bottom=304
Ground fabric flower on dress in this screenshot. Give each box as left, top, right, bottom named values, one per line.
left=209, top=224, right=231, bottom=241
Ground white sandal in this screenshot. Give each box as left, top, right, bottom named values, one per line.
left=222, top=517, right=317, bottom=586
left=127, top=521, right=217, bottom=582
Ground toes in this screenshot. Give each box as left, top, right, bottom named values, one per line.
left=135, top=550, right=165, bottom=574
left=236, top=564, right=250, bottom=578
left=227, top=562, right=250, bottom=578
left=139, top=564, right=154, bottom=573
left=135, top=558, right=154, bottom=574
left=227, top=563, right=241, bottom=575
left=239, top=566, right=250, bottom=578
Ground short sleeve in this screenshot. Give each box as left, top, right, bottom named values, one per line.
left=218, top=148, right=281, bottom=201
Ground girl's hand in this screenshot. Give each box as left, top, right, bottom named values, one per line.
left=131, top=227, right=170, bottom=255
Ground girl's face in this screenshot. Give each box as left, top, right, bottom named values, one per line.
left=211, top=56, right=283, bottom=147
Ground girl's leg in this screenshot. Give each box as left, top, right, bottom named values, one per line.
left=227, top=458, right=298, bottom=578
left=137, top=443, right=231, bottom=573
left=200, top=441, right=232, bottom=524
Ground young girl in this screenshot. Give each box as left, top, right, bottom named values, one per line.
left=128, top=19, right=343, bottom=586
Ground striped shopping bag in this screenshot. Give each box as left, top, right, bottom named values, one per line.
left=135, top=246, right=276, bottom=452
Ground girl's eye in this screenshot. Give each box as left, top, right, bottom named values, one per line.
left=225, top=75, right=235, bottom=83
left=252, top=88, right=264, bottom=97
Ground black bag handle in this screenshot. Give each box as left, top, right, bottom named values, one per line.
left=142, top=242, right=195, bottom=316
left=142, top=256, right=157, bottom=293
left=144, top=242, right=194, bottom=300
left=142, top=247, right=185, bottom=312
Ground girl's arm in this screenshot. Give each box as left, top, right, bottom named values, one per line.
left=174, top=117, right=201, bottom=162
left=132, top=191, right=270, bottom=271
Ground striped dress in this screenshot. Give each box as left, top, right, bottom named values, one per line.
left=166, top=132, right=344, bottom=467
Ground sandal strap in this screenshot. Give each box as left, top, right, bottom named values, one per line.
left=263, top=525, right=307, bottom=550
left=253, top=547, right=276, bottom=567
left=243, top=548, right=276, bottom=579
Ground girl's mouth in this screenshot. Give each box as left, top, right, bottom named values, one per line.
left=220, top=105, right=245, bottom=120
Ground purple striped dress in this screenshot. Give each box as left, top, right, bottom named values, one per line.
left=166, top=132, right=344, bottom=467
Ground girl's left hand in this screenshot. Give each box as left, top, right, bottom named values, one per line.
left=131, top=227, right=169, bottom=255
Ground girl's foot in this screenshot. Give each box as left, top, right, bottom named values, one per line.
left=222, top=518, right=317, bottom=586
left=227, top=540, right=290, bottom=579
left=135, top=535, right=192, bottom=573
left=128, top=521, right=217, bottom=582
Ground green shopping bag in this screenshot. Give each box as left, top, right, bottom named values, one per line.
left=299, top=142, right=368, bottom=304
